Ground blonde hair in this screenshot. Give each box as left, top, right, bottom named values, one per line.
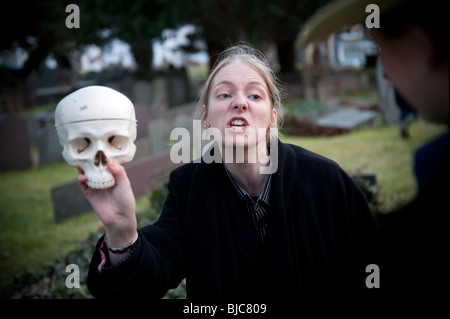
left=195, top=43, right=285, bottom=130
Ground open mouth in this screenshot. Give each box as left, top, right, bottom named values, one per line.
left=227, top=117, right=249, bottom=130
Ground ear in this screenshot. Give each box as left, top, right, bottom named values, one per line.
left=201, top=105, right=207, bottom=123
left=270, top=109, right=278, bottom=129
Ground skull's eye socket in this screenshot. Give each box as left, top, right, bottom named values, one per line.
left=71, top=138, right=91, bottom=154
left=108, top=135, right=128, bottom=151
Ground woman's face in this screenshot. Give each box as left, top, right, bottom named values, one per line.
left=204, top=60, right=277, bottom=151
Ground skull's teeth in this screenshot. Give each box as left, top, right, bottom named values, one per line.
left=87, top=179, right=115, bottom=189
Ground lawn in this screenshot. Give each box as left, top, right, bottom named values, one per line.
left=0, top=163, right=101, bottom=288
left=0, top=119, right=446, bottom=292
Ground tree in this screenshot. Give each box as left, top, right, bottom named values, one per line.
left=1, top=0, right=332, bottom=86
left=1, top=0, right=86, bottom=112
left=0, top=0, right=175, bottom=82
left=172, top=0, right=332, bottom=72
left=80, top=0, right=177, bottom=78
left=0, top=0, right=78, bottom=80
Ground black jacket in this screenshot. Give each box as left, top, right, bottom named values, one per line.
left=375, top=130, right=449, bottom=296
left=87, top=140, right=379, bottom=299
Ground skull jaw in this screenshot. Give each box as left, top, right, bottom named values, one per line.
left=84, top=167, right=116, bottom=189
left=86, top=178, right=115, bottom=189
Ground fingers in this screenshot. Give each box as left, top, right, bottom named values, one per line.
left=77, top=168, right=89, bottom=192
left=77, top=159, right=130, bottom=192
left=107, top=159, right=129, bottom=186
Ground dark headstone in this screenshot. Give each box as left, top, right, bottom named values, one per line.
left=36, top=114, right=64, bottom=164
left=25, top=112, right=64, bottom=165
left=0, top=116, right=32, bottom=170
left=37, top=127, right=64, bottom=164
left=52, top=180, right=93, bottom=222
left=168, top=69, right=189, bottom=107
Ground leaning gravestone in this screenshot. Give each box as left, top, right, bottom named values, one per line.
left=316, top=108, right=377, bottom=130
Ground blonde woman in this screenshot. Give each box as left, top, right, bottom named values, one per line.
left=83, top=44, right=378, bottom=299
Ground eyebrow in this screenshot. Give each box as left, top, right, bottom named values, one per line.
left=213, top=80, right=267, bottom=89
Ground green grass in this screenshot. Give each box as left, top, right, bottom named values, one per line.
left=0, top=119, right=446, bottom=290
left=0, top=163, right=101, bottom=288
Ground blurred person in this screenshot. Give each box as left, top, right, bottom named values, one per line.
left=395, top=88, right=417, bottom=139
left=300, top=0, right=449, bottom=297
left=81, top=44, right=378, bottom=299
left=376, top=57, right=418, bottom=138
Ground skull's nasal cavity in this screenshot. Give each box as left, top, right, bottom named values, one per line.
left=94, top=151, right=107, bottom=167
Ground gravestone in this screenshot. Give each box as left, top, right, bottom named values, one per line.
left=168, top=68, right=189, bottom=107
left=133, top=80, right=153, bottom=106
left=0, top=116, right=32, bottom=170
left=25, top=112, right=64, bottom=165
left=134, top=103, right=149, bottom=140
left=316, top=108, right=377, bottom=130
left=316, top=72, right=360, bottom=101
left=173, top=113, right=192, bottom=131
left=52, top=181, right=93, bottom=222
left=151, top=76, right=169, bottom=105
left=34, top=112, right=64, bottom=164
left=148, top=119, right=170, bottom=154
left=37, top=127, right=64, bottom=164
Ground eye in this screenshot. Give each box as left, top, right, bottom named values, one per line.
left=71, top=137, right=91, bottom=153
left=108, top=135, right=128, bottom=150
left=249, top=94, right=262, bottom=100
left=218, top=93, right=231, bottom=99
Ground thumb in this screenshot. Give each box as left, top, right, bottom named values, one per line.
left=107, top=159, right=129, bottom=185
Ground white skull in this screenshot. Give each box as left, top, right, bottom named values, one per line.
left=54, top=85, right=137, bottom=189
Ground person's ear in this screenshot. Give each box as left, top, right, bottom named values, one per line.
left=201, top=105, right=209, bottom=128
left=270, top=109, right=277, bottom=129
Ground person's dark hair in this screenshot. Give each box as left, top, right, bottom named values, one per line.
left=380, top=1, right=448, bottom=62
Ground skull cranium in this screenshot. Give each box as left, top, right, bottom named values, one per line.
left=55, top=85, right=137, bottom=189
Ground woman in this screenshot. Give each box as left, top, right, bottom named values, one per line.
left=84, top=44, right=378, bottom=299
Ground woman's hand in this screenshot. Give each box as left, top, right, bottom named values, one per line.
left=78, top=159, right=137, bottom=250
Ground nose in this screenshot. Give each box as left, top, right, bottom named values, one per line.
left=94, top=150, right=107, bottom=167
left=92, top=140, right=107, bottom=166
left=232, top=93, right=248, bottom=111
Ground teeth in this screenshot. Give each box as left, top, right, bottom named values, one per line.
left=231, top=119, right=245, bottom=126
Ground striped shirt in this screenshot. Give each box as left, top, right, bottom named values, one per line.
left=224, top=166, right=272, bottom=242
